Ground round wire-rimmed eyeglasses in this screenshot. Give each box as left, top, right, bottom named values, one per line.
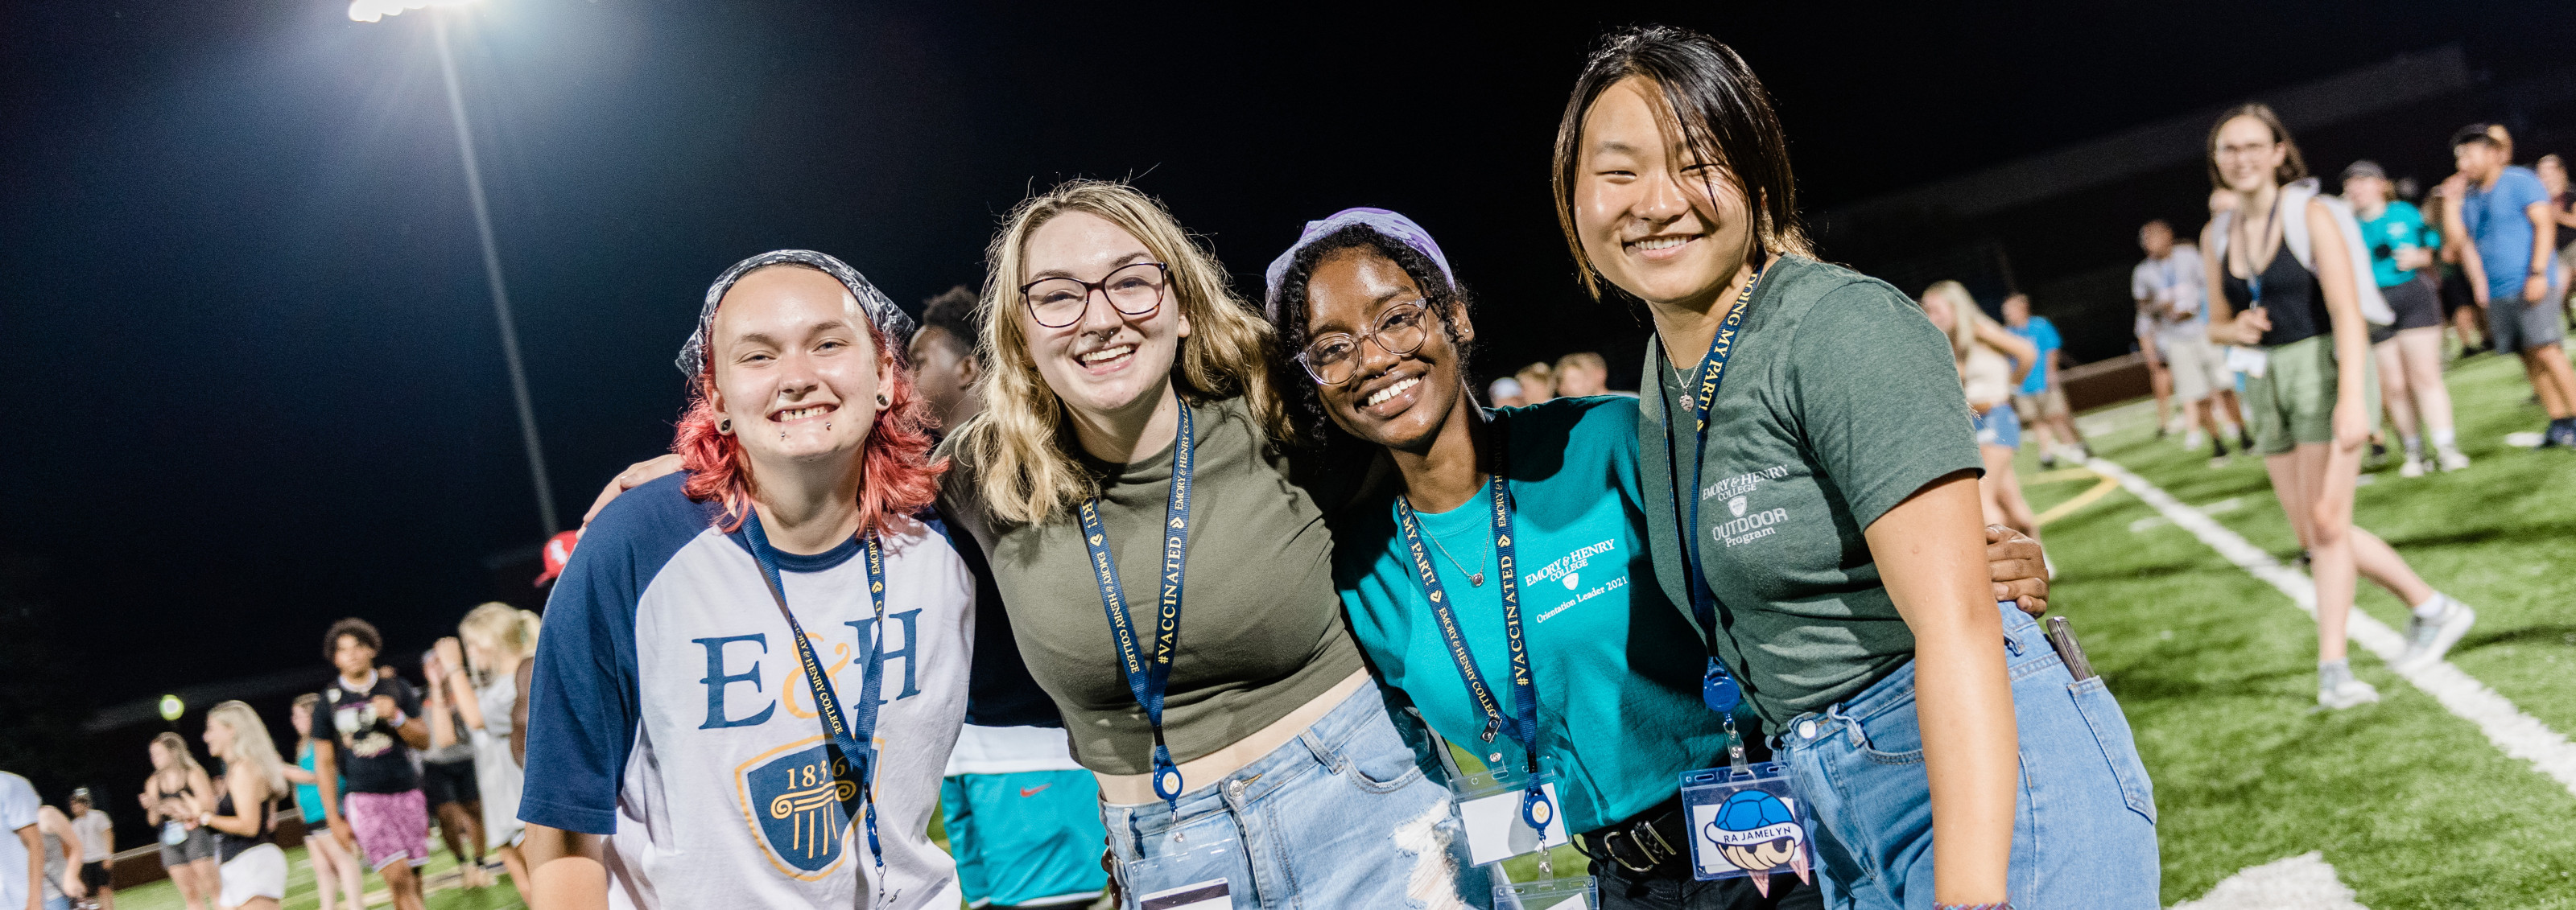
left=1295, top=299, right=1434, bottom=385
left=1019, top=261, right=1171, bottom=328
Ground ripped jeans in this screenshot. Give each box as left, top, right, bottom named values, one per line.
left=1104, top=680, right=1491, bottom=909
left=1774, top=603, right=2161, bottom=909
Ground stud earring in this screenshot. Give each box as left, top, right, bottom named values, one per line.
left=779, top=431, right=787, bottom=440
left=716, top=418, right=732, bottom=434
left=824, top=422, right=832, bottom=430
left=877, top=393, right=890, bottom=407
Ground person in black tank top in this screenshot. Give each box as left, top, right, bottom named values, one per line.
left=202, top=700, right=293, bottom=910
left=2202, top=104, right=2471, bottom=712
left=2219, top=241, right=2330, bottom=348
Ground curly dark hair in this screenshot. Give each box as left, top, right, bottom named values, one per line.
left=1264, top=224, right=1479, bottom=450
left=915, top=284, right=982, bottom=364
left=322, top=617, right=382, bottom=663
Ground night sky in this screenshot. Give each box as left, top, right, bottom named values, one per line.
left=3, top=0, right=2568, bottom=760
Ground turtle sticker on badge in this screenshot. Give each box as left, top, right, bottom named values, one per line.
left=1679, top=762, right=1814, bottom=895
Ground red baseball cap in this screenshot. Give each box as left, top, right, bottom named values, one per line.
left=534, top=529, right=582, bottom=587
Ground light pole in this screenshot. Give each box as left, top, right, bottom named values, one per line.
left=352, top=0, right=559, bottom=533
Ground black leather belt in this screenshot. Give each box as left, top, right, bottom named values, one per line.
left=1574, top=795, right=1688, bottom=875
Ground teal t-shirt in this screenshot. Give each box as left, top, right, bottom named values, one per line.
left=1638, top=255, right=1984, bottom=727
left=1332, top=397, right=1740, bottom=834
left=2358, top=200, right=2439, bottom=288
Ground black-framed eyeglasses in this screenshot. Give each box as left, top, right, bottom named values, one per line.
left=1295, top=299, right=1432, bottom=385
left=1019, top=261, right=1171, bottom=328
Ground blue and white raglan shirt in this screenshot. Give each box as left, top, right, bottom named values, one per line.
left=519, top=473, right=981, bottom=910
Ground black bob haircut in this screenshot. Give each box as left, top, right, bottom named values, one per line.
left=1552, top=24, right=1812, bottom=303
left=1265, top=224, right=1478, bottom=445
left=323, top=616, right=383, bottom=662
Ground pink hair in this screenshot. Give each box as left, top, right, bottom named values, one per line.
left=673, top=316, right=945, bottom=537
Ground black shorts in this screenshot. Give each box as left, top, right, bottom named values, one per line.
left=2438, top=270, right=2476, bottom=317
left=80, top=860, right=111, bottom=890
left=2383, top=274, right=2443, bottom=331
left=420, top=756, right=479, bottom=806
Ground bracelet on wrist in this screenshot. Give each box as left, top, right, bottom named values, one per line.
left=1932, top=904, right=2013, bottom=910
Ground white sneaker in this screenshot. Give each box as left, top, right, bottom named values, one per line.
left=2318, top=675, right=2381, bottom=710
left=2399, top=456, right=2427, bottom=478
left=2437, top=449, right=2471, bottom=471
left=2398, top=597, right=2477, bottom=671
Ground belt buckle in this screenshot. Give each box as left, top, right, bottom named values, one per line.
left=1600, top=821, right=1672, bottom=874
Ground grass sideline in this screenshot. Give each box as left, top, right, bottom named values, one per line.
left=2028, top=350, right=2576, bottom=906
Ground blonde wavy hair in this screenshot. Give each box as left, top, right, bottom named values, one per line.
left=459, top=602, right=540, bottom=677
left=207, top=700, right=288, bottom=797
left=1918, top=280, right=1987, bottom=361
left=947, top=179, right=1290, bottom=526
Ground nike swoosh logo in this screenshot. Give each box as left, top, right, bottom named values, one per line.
left=1019, top=784, right=1051, bottom=797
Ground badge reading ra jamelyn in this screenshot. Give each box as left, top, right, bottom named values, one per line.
left=1702, top=789, right=1813, bottom=897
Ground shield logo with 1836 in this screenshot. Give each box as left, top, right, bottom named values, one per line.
left=737, top=739, right=862, bottom=879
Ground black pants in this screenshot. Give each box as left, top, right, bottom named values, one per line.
left=1596, top=861, right=1823, bottom=910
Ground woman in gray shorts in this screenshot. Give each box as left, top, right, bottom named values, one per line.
left=142, top=731, right=221, bottom=910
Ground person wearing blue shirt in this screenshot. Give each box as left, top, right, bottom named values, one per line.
left=1261, top=208, right=2052, bottom=910
left=2444, top=124, right=2575, bottom=447
left=2001, top=294, right=2089, bottom=467
left=2343, top=160, right=2468, bottom=475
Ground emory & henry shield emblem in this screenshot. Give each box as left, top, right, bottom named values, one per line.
left=736, top=739, right=860, bottom=879
left=1728, top=496, right=1748, bottom=518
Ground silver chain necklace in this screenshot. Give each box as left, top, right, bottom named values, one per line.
left=1422, top=518, right=1489, bottom=587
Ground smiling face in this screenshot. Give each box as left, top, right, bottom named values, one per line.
left=148, top=740, right=172, bottom=769
left=705, top=266, right=889, bottom=479
left=202, top=718, right=233, bottom=756
left=1302, top=248, right=1472, bottom=452
left=1018, top=211, right=1191, bottom=426
left=2212, top=115, right=2288, bottom=193
left=1573, top=76, right=1758, bottom=311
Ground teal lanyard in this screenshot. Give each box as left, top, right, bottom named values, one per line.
left=1393, top=417, right=1554, bottom=832
left=737, top=516, right=889, bottom=896
left=1078, top=401, right=1194, bottom=809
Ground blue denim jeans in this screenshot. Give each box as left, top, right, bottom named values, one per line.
left=1104, top=680, right=1491, bottom=909
left=1774, top=603, right=2159, bottom=909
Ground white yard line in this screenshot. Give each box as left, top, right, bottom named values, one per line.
left=2168, top=852, right=2367, bottom=910
left=2089, top=456, right=2576, bottom=797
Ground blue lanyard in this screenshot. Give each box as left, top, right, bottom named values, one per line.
left=1078, top=400, right=1194, bottom=809
left=738, top=514, right=890, bottom=897
left=1393, top=418, right=1555, bottom=833
left=1657, top=262, right=1767, bottom=719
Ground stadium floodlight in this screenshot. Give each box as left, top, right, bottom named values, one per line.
left=354, top=1, right=562, bottom=534
left=348, top=0, right=477, bottom=24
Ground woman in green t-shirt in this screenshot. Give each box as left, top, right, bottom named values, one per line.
left=1546, top=25, right=2159, bottom=910
left=1261, top=208, right=2050, bottom=909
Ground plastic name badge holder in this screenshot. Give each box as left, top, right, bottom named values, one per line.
left=1679, top=762, right=1816, bottom=897
left=1123, top=825, right=1245, bottom=910
left=1450, top=763, right=1570, bottom=866
left=1495, top=875, right=1598, bottom=910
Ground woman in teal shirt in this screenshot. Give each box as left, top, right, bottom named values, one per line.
left=1261, top=208, right=2050, bottom=910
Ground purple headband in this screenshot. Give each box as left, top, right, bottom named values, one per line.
left=1261, top=208, right=1456, bottom=319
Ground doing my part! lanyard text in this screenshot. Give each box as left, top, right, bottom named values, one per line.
left=1394, top=418, right=1555, bottom=834
left=737, top=513, right=890, bottom=901
left=1080, top=400, right=1195, bottom=809
left=1657, top=261, right=1766, bottom=729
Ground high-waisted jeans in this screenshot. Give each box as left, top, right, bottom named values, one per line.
left=1774, top=603, right=2160, bottom=909
left=1104, top=680, right=1491, bottom=908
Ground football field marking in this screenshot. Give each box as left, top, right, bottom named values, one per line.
left=2167, top=852, right=2367, bottom=910
left=2088, top=456, right=2576, bottom=797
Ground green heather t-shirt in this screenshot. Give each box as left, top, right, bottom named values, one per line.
left=963, top=397, right=1366, bottom=776
left=1333, top=397, right=1739, bottom=834
left=1637, top=255, right=1983, bottom=726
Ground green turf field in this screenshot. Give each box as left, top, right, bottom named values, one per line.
left=105, top=352, right=2574, bottom=908
left=2025, top=350, right=2576, bottom=907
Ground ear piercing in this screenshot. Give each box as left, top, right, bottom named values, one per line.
left=716, top=418, right=733, bottom=434
left=877, top=393, right=890, bottom=406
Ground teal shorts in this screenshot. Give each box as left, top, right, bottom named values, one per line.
left=2243, top=336, right=2378, bottom=455
left=940, top=769, right=1108, bottom=908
